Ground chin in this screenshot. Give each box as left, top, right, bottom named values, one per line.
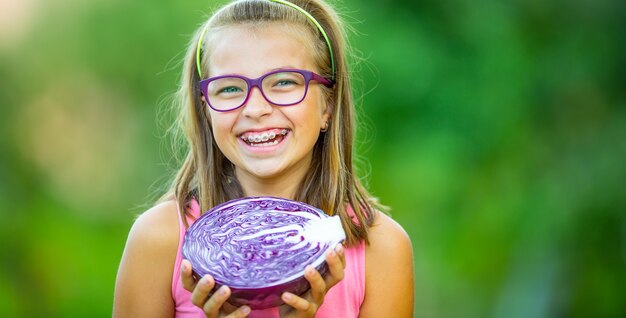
left=242, top=162, right=287, bottom=179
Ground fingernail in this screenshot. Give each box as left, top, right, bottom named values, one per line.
left=201, top=275, right=211, bottom=286
left=305, top=266, right=314, bottom=275
left=242, top=306, right=251, bottom=314
left=335, top=244, right=343, bottom=254
left=283, top=293, right=293, bottom=301
left=181, top=262, right=187, bottom=271
left=219, top=286, right=228, bottom=296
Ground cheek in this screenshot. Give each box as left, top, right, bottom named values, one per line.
left=290, top=106, right=325, bottom=137
left=208, top=112, right=236, bottom=142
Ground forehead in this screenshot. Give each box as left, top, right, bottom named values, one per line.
left=206, top=23, right=317, bottom=77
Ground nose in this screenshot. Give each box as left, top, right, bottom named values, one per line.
left=241, top=86, right=273, bottom=118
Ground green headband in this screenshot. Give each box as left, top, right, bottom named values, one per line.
left=195, top=0, right=336, bottom=81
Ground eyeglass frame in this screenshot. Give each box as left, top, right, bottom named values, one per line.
left=198, top=68, right=334, bottom=112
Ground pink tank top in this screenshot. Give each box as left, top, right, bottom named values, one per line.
left=171, top=200, right=365, bottom=317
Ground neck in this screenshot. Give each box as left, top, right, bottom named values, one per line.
left=235, top=159, right=311, bottom=200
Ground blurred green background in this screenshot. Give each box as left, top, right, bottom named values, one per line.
left=1, top=0, right=625, bottom=317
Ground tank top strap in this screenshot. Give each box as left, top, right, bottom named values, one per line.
left=346, top=205, right=359, bottom=224
left=172, top=199, right=201, bottom=288
left=171, top=200, right=206, bottom=317
left=186, top=198, right=201, bottom=220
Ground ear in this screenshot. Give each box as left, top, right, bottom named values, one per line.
left=320, top=88, right=334, bottom=130
left=321, top=109, right=331, bottom=131
left=321, top=95, right=333, bottom=122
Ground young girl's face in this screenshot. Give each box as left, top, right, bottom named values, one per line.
left=206, top=24, right=330, bottom=191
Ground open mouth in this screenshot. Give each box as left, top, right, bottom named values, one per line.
left=239, top=129, right=290, bottom=147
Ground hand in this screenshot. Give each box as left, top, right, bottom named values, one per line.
left=180, top=259, right=251, bottom=318
left=279, top=244, right=346, bottom=318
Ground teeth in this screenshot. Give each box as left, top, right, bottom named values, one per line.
left=241, top=129, right=289, bottom=144
left=249, top=140, right=279, bottom=147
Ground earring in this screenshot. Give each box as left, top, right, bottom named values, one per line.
left=321, top=121, right=329, bottom=132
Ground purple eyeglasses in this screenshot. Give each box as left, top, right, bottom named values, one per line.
left=198, top=68, right=334, bottom=112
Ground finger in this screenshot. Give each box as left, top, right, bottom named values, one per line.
left=221, top=301, right=238, bottom=313
left=203, top=285, right=231, bottom=315
left=324, top=246, right=345, bottom=287
left=190, top=275, right=215, bottom=308
left=180, top=259, right=198, bottom=292
left=226, top=305, right=251, bottom=317
left=304, top=265, right=326, bottom=303
left=282, top=292, right=316, bottom=315
left=335, top=243, right=346, bottom=269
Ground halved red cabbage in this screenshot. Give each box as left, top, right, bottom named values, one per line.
left=182, top=196, right=346, bottom=309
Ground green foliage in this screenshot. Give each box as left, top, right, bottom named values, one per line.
left=1, top=0, right=624, bottom=316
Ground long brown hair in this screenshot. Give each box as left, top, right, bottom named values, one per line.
left=162, top=0, right=385, bottom=245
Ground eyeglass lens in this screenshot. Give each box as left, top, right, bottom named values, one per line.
left=207, top=71, right=307, bottom=111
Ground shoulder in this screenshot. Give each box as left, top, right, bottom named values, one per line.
left=367, top=212, right=412, bottom=251
left=113, top=200, right=180, bottom=317
left=365, top=212, right=414, bottom=274
left=121, top=200, right=181, bottom=274
left=361, top=211, right=414, bottom=317
left=128, top=200, right=180, bottom=247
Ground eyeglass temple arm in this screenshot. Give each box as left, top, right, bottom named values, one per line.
left=311, top=72, right=334, bottom=87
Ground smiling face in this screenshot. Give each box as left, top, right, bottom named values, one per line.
left=205, top=24, right=330, bottom=197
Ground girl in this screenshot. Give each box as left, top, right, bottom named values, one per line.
left=113, top=0, right=414, bottom=317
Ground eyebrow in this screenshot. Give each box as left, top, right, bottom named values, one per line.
left=269, top=65, right=298, bottom=72
left=210, top=66, right=304, bottom=78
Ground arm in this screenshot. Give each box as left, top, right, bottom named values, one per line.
left=360, top=212, right=414, bottom=317
left=113, top=201, right=180, bottom=318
